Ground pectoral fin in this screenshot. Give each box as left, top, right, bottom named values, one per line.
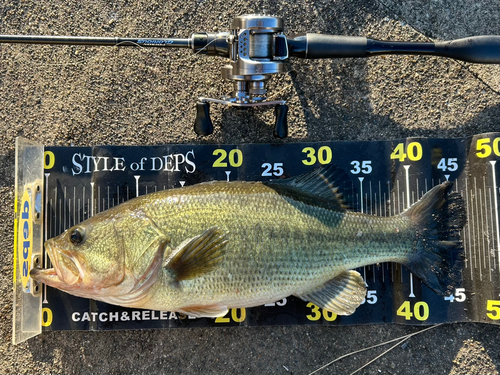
left=296, top=270, right=366, bottom=315
left=164, top=227, right=228, bottom=281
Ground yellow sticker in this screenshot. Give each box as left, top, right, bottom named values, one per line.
left=18, top=189, right=33, bottom=290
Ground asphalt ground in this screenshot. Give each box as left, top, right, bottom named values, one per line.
left=0, top=0, right=499, bottom=374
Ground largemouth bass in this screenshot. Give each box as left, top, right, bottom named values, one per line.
left=31, top=166, right=465, bottom=317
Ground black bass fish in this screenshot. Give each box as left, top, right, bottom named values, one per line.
left=31, top=166, right=465, bottom=317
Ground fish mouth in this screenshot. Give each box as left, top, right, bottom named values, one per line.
left=30, top=240, right=82, bottom=287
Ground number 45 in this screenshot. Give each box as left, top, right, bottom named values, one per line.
left=437, top=158, right=458, bottom=172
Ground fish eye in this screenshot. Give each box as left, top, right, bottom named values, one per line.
left=69, top=227, right=85, bottom=245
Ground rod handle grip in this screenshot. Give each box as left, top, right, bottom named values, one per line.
left=435, top=36, right=500, bottom=64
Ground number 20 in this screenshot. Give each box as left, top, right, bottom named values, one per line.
left=212, top=149, right=243, bottom=167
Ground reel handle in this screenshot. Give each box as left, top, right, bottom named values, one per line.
left=274, top=104, right=288, bottom=139
left=194, top=102, right=214, bottom=136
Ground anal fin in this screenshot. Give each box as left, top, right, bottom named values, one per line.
left=296, top=270, right=367, bottom=315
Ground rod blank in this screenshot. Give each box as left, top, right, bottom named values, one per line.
left=1, top=33, right=499, bottom=64
left=0, top=35, right=191, bottom=48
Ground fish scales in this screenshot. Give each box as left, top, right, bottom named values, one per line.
left=127, top=181, right=414, bottom=310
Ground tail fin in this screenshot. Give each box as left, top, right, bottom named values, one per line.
left=402, top=181, right=466, bottom=296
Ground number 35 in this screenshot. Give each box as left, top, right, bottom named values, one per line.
left=350, top=160, right=372, bottom=174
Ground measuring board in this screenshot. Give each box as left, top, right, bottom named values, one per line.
left=13, top=132, right=500, bottom=340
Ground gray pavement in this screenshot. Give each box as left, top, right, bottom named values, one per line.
left=0, top=0, right=499, bottom=374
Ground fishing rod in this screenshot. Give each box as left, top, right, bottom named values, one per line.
left=1, top=14, right=499, bottom=138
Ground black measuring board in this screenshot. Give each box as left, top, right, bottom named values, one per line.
left=39, top=132, right=500, bottom=332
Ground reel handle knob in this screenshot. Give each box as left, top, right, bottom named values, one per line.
left=194, top=102, right=213, bottom=136
left=274, top=104, right=288, bottom=139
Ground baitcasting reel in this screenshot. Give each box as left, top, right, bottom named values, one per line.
left=196, top=15, right=289, bottom=138
left=1, top=14, right=499, bottom=138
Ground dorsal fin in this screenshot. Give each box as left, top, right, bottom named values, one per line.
left=263, top=165, right=355, bottom=211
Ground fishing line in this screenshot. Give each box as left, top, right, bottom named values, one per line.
left=306, top=324, right=442, bottom=375
left=348, top=337, right=409, bottom=375
left=115, top=37, right=219, bottom=60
